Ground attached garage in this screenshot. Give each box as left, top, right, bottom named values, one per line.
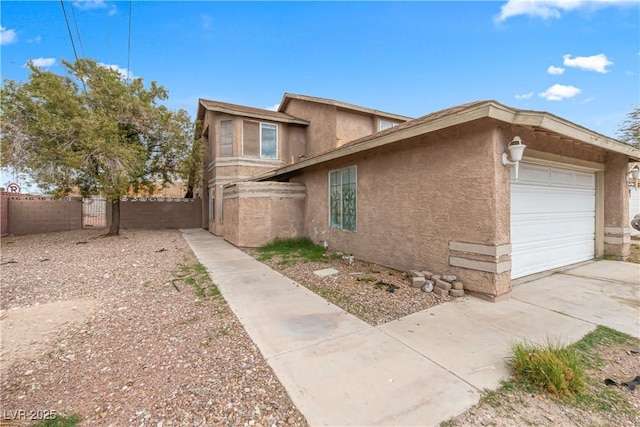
left=510, top=161, right=597, bottom=279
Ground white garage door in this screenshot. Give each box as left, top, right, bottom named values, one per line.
left=511, top=162, right=596, bottom=279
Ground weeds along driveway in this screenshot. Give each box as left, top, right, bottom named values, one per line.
left=0, top=229, right=306, bottom=426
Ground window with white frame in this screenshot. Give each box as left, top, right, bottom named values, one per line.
left=379, top=120, right=397, bottom=131
left=220, top=120, right=233, bottom=157
left=329, top=166, right=357, bottom=231
left=242, top=120, right=277, bottom=159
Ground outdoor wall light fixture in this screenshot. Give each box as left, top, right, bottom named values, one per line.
left=502, top=136, right=526, bottom=181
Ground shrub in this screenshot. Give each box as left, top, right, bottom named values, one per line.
left=508, top=339, right=585, bottom=397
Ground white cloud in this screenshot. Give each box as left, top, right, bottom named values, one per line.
left=99, top=63, right=135, bottom=80
left=563, top=54, right=613, bottom=73
left=27, top=35, right=42, bottom=43
left=515, top=92, right=533, bottom=99
left=1, top=26, right=18, bottom=45
left=495, top=0, right=630, bottom=23
left=201, top=14, right=212, bottom=30
left=539, top=84, right=581, bottom=101
left=547, top=65, right=565, bottom=75
left=265, top=103, right=280, bottom=111
left=74, top=0, right=117, bottom=15
left=25, top=57, right=56, bottom=68
left=74, top=0, right=106, bottom=9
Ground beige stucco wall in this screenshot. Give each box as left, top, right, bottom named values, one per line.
left=514, top=128, right=607, bottom=164
left=282, top=98, right=337, bottom=157
left=223, top=182, right=306, bottom=247
left=282, top=98, right=405, bottom=157
left=203, top=107, right=305, bottom=236
left=281, top=125, right=307, bottom=164
left=604, top=153, right=631, bottom=258
left=292, top=119, right=512, bottom=298
left=336, top=109, right=374, bottom=147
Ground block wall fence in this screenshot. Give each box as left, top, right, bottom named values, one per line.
left=1, top=193, right=202, bottom=236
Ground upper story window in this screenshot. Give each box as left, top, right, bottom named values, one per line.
left=243, top=120, right=278, bottom=159
left=379, top=120, right=397, bottom=131
left=329, top=166, right=357, bottom=231
left=220, top=120, right=233, bottom=156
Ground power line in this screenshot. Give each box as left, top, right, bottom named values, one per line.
left=69, top=0, right=85, bottom=57
left=60, top=0, right=85, bottom=93
left=59, top=0, right=80, bottom=62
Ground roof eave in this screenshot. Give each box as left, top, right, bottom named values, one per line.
left=254, top=100, right=640, bottom=181
left=279, top=93, right=413, bottom=121
left=199, top=99, right=309, bottom=125
left=486, top=103, right=640, bottom=160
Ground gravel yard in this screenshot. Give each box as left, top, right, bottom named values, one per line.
left=1, top=230, right=306, bottom=426
left=241, top=249, right=445, bottom=326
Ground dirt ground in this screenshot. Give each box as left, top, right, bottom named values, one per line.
left=1, top=230, right=306, bottom=426
left=629, top=236, right=640, bottom=263
left=444, top=340, right=640, bottom=427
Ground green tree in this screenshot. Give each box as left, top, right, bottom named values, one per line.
left=1, top=58, right=195, bottom=235
left=617, top=107, right=640, bottom=147
left=178, top=118, right=203, bottom=199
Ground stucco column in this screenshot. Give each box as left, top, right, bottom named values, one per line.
left=603, top=153, right=630, bottom=259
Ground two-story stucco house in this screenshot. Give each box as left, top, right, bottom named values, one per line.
left=196, top=93, right=640, bottom=301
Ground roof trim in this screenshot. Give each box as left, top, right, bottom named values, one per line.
left=252, top=100, right=640, bottom=181
left=279, top=93, right=413, bottom=122
left=197, top=98, right=309, bottom=125
left=485, top=102, right=639, bottom=158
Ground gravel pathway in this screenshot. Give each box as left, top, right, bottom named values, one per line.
left=1, top=229, right=306, bottom=426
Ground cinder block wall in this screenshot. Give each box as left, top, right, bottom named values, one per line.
left=6, top=195, right=82, bottom=235
left=1, top=194, right=8, bottom=236
left=106, top=199, right=202, bottom=229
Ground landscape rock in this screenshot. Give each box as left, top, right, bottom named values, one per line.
left=441, top=275, right=457, bottom=283
left=420, top=271, right=434, bottom=280
left=433, top=286, right=449, bottom=298
left=409, top=270, right=425, bottom=278
left=452, top=281, right=464, bottom=290
left=435, top=279, right=452, bottom=291
left=421, top=280, right=434, bottom=293
left=431, top=275, right=441, bottom=282
left=450, top=289, right=465, bottom=298
left=410, top=276, right=427, bottom=288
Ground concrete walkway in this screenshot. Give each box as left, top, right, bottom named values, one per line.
left=181, top=229, right=640, bottom=426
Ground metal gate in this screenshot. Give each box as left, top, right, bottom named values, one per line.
left=82, top=196, right=106, bottom=228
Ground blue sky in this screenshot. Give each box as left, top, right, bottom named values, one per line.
left=1, top=0, right=639, bottom=189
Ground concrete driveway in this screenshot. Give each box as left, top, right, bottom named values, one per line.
left=183, top=230, right=639, bottom=426
left=511, top=260, right=640, bottom=338
left=380, top=260, right=639, bottom=395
